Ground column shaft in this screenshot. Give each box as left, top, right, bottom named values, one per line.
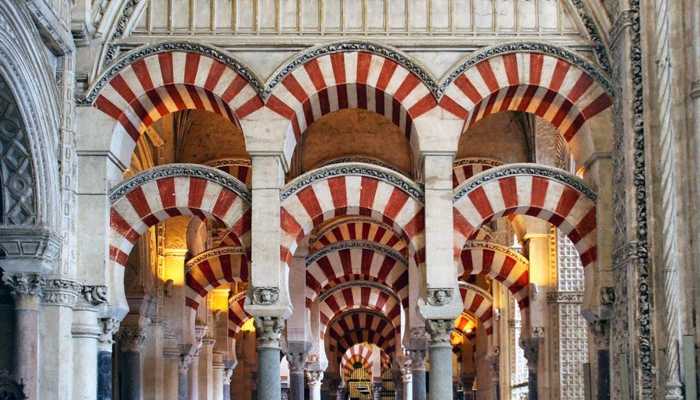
left=189, top=355, right=200, bottom=400
left=289, top=372, right=304, bottom=400
left=257, top=347, right=281, bottom=400
left=119, top=351, right=142, bottom=400
left=162, top=353, right=180, bottom=400
left=426, top=320, right=453, bottom=400
left=72, top=305, right=101, bottom=400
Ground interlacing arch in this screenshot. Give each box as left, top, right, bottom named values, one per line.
left=454, top=164, right=597, bottom=270
left=109, top=164, right=251, bottom=267
left=440, top=43, right=613, bottom=164
left=228, top=292, right=251, bottom=338
left=319, top=284, right=402, bottom=337
left=305, top=241, right=408, bottom=307
left=280, top=162, right=425, bottom=270
left=185, top=246, right=249, bottom=310
left=459, top=282, right=495, bottom=335
left=325, top=310, right=397, bottom=358
left=459, top=240, right=530, bottom=308
left=309, top=217, right=407, bottom=256
left=265, top=41, right=438, bottom=160
left=82, top=42, right=264, bottom=167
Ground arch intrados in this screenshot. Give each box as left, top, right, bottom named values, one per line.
left=318, top=283, right=402, bottom=329
left=280, top=162, right=425, bottom=268
left=227, top=292, right=251, bottom=338
left=309, top=216, right=408, bottom=255
left=454, top=164, right=597, bottom=269
left=459, top=282, right=495, bottom=334
left=325, top=310, right=397, bottom=357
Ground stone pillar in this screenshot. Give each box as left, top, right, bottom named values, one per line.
left=39, top=279, right=82, bottom=400
left=199, top=337, right=216, bottom=400
left=426, top=319, right=453, bottom=400
left=178, top=353, right=192, bottom=400
left=97, top=317, right=119, bottom=400
left=213, top=353, right=226, bottom=400
left=401, top=367, right=413, bottom=400
left=189, top=352, right=200, bottom=400
left=306, top=370, right=323, bottom=400
left=118, top=324, right=147, bottom=400
left=521, top=335, right=543, bottom=400
left=72, top=289, right=103, bottom=400
left=223, top=364, right=235, bottom=400
left=255, top=316, right=284, bottom=400
left=287, top=352, right=306, bottom=400
left=409, top=348, right=427, bottom=400
left=163, top=346, right=181, bottom=400
left=2, top=273, right=43, bottom=400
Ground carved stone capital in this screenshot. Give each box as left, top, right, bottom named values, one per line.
left=99, top=318, right=121, bottom=346
left=118, top=325, right=148, bottom=352
left=305, top=370, right=324, bottom=387
left=287, top=351, right=306, bottom=373
left=408, top=348, right=427, bottom=371
left=426, top=288, right=453, bottom=306
left=81, top=285, right=109, bottom=306
left=587, top=319, right=611, bottom=349
left=41, top=278, right=81, bottom=307
left=251, top=287, right=279, bottom=305
left=519, top=336, right=543, bottom=369
left=2, top=273, right=44, bottom=309
left=425, top=319, right=453, bottom=346
left=254, top=316, right=284, bottom=348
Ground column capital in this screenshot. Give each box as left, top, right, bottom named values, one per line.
left=254, top=316, right=285, bottom=349
left=98, top=317, right=121, bottom=346
left=118, top=325, right=148, bottom=352
left=407, top=348, right=427, bottom=371
left=41, top=278, right=81, bottom=307
left=425, top=319, right=453, bottom=346
left=2, top=272, right=45, bottom=302
left=286, top=351, right=307, bottom=373
left=305, top=370, right=324, bottom=387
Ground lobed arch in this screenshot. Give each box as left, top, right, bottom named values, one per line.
left=454, top=164, right=597, bottom=270
left=318, top=284, right=402, bottom=338
left=439, top=43, right=613, bottom=166
left=228, top=291, right=251, bottom=338
left=280, top=162, right=425, bottom=270
left=459, top=282, right=495, bottom=335
left=325, top=310, right=397, bottom=359
left=264, top=41, right=438, bottom=163
left=185, top=246, right=249, bottom=310
left=82, top=42, right=264, bottom=168
left=305, top=241, right=408, bottom=307
left=459, top=240, right=530, bottom=308
left=109, top=164, right=251, bottom=267
left=309, top=217, right=407, bottom=256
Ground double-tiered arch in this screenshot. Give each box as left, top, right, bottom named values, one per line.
left=185, top=246, right=249, bottom=310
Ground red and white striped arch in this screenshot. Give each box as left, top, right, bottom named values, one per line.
left=109, top=165, right=251, bottom=267
left=310, top=218, right=407, bottom=256
left=340, top=343, right=374, bottom=381
left=440, top=52, right=612, bottom=163
left=305, top=241, right=408, bottom=307
left=326, top=311, right=397, bottom=357
left=453, top=313, right=478, bottom=337
left=459, top=283, right=494, bottom=335
left=266, top=48, right=437, bottom=159
left=185, top=247, right=249, bottom=310
left=319, top=285, right=402, bottom=339
left=452, top=158, right=503, bottom=187
left=228, top=292, right=251, bottom=338
left=459, top=240, right=530, bottom=308
left=89, top=46, right=263, bottom=167
left=454, top=164, right=597, bottom=269
left=205, top=158, right=252, bottom=186
left=280, top=163, right=424, bottom=269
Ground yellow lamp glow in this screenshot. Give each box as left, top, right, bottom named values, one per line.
left=241, top=318, right=256, bottom=332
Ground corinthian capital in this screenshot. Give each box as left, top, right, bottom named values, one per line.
left=254, top=316, right=284, bottom=348
left=118, top=325, right=148, bottom=352
left=425, top=319, right=453, bottom=345
left=2, top=272, right=44, bottom=297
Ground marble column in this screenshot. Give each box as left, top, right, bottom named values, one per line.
left=287, top=352, right=306, bottom=400
left=426, top=319, right=453, bottom=400
left=118, top=325, right=147, bottom=400
left=97, top=318, right=119, bottom=400
left=392, top=369, right=403, bottom=400
left=178, top=354, right=192, bottom=400
left=199, top=337, right=216, bottom=400
left=213, top=353, right=226, bottom=400
left=409, top=349, right=427, bottom=400
left=163, top=346, right=181, bottom=400
left=223, top=365, right=234, bottom=400
left=401, top=367, right=413, bottom=400
left=39, top=279, right=81, bottom=400
left=2, top=273, right=43, bottom=400
left=521, top=335, right=543, bottom=400
left=306, top=370, right=323, bottom=400
left=72, top=296, right=102, bottom=400
left=255, top=316, right=284, bottom=400
left=189, top=352, right=200, bottom=400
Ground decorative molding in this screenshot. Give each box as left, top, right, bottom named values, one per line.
left=100, top=0, right=144, bottom=68
left=462, top=240, right=530, bottom=266
left=440, top=41, right=614, bottom=98
left=109, top=163, right=251, bottom=203
left=282, top=162, right=423, bottom=203
left=567, top=0, right=612, bottom=73
left=265, top=40, right=437, bottom=100
left=306, top=240, right=406, bottom=267
left=0, top=228, right=61, bottom=271
left=254, top=316, right=284, bottom=348
left=319, top=156, right=404, bottom=175
left=546, top=291, right=584, bottom=304
left=454, top=163, right=597, bottom=202
left=453, top=157, right=502, bottom=168
left=185, top=246, right=246, bottom=272
left=88, top=39, right=264, bottom=105
left=81, top=285, right=109, bottom=306
left=205, top=158, right=251, bottom=169
left=41, top=279, right=81, bottom=306
left=251, top=287, right=279, bottom=306
left=1, top=272, right=44, bottom=297
left=426, top=288, right=453, bottom=307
